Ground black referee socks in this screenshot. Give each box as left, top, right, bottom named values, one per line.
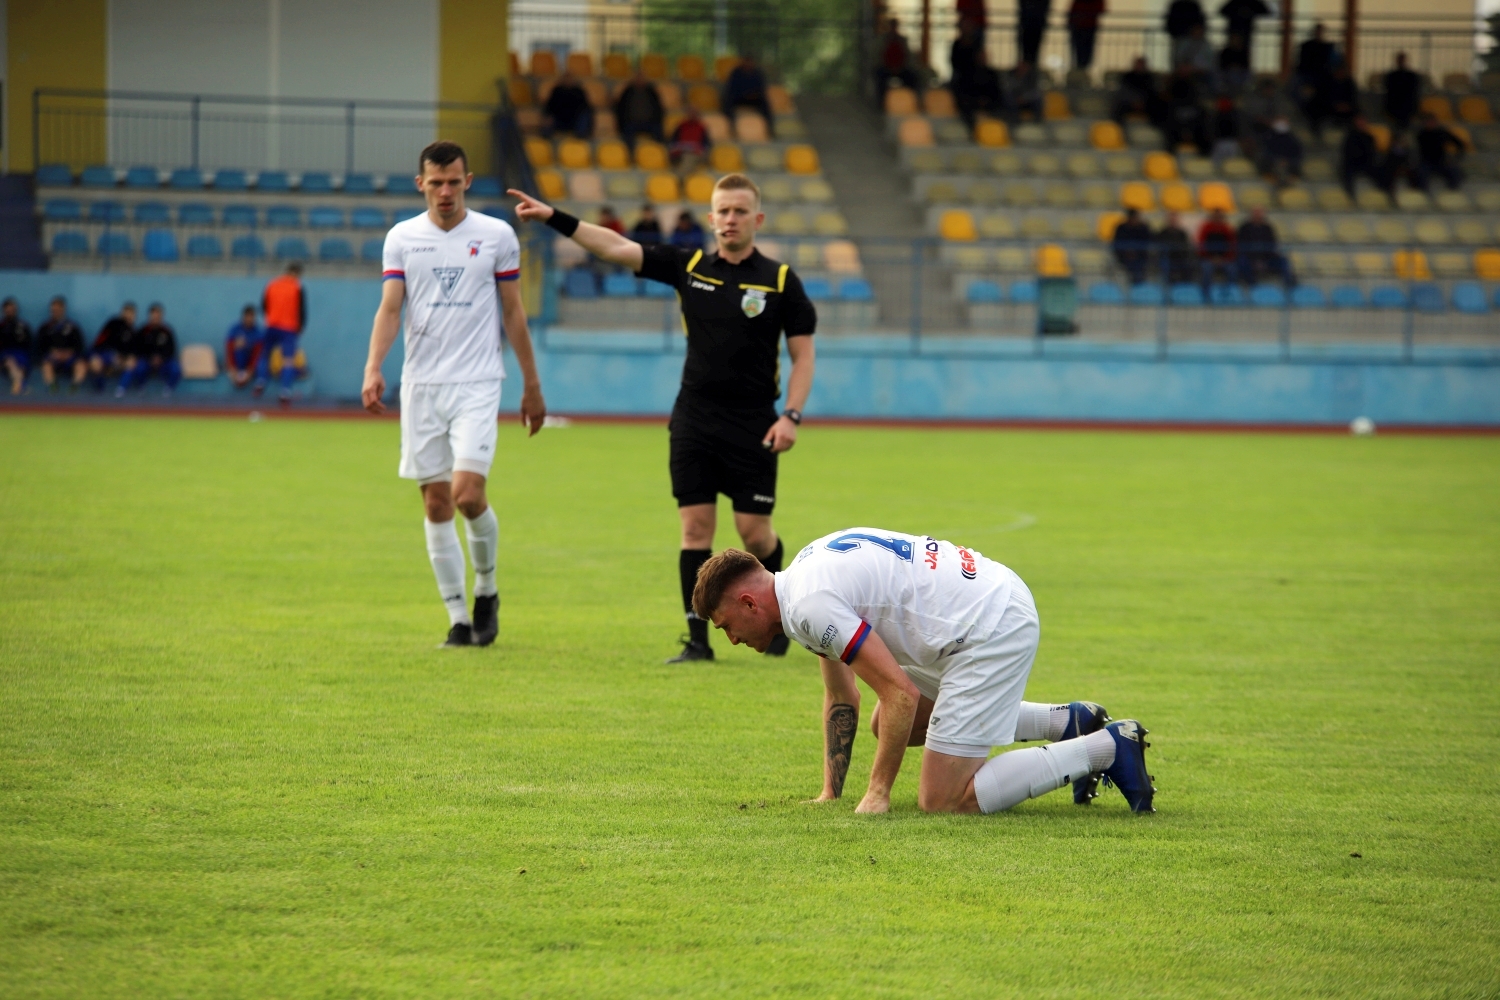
left=758, top=537, right=784, bottom=574
left=680, top=548, right=712, bottom=646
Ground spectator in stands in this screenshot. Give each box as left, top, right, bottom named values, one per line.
left=724, top=56, right=776, bottom=139
left=119, top=303, right=179, bottom=396
left=874, top=17, right=920, bottom=96
left=1112, top=56, right=1164, bottom=126
left=1017, top=0, right=1052, bottom=68
left=1383, top=52, right=1421, bottom=133
left=1340, top=115, right=1384, bottom=199
left=630, top=203, right=663, bottom=244
left=670, top=210, right=707, bottom=252
left=951, top=20, right=1004, bottom=128
left=1197, top=208, right=1237, bottom=292
left=1414, top=112, right=1465, bottom=191
left=88, top=301, right=136, bottom=392
left=1257, top=116, right=1303, bottom=186
left=1293, top=23, right=1336, bottom=130
left=543, top=70, right=593, bottom=139
left=256, top=262, right=306, bottom=404
left=1307, top=64, right=1358, bottom=142
left=957, top=0, right=989, bottom=46
left=1218, top=33, right=1251, bottom=94
left=36, top=296, right=86, bottom=392
left=615, top=71, right=665, bottom=150
left=1163, top=64, right=1212, bottom=155
left=1211, top=98, right=1244, bottom=169
left=1003, top=59, right=1044, bottom=122
left=225, top=304, right=263, bottom=390
left=1219, top=0, right=1270, bottom=54
left=1067, top=0, right=1106, bottom=73
left=1156, top=213, right=1196, bottom=284
left=597, top=206, right=625, bottom=237
left=0, top=297, right=32, bottom=395
left=1173, top=24, right=1216, bottom=82
left=1381, top=131, right=1416, bottom=198
left=1236, top=208, right=1294, bottom=286
left=1164, top=0, right=1206, bottom=43
left=1112, top=208, right=1154, bottom=284
left=669, top=107, right=711, bottom=172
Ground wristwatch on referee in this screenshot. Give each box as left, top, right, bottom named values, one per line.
left=783, top=408, right=802, bottom=425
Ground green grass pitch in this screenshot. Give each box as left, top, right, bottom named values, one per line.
left=2, top=413, right=1498, bottom=998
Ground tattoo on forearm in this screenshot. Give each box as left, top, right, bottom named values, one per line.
left=826, top=703, right=858, bottom=798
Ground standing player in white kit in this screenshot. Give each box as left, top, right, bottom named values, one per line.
left=362, top=141, right=547, bottom=648
left=692, top=529, right=1157, bottom=814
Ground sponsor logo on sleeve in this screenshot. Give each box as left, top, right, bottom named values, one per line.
left=819, top=624, right=839, bottom=649
left=957, top=547, right=977, bottom=580
left=924, top=539, right=939, bottom=570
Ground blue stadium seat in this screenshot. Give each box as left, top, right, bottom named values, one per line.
left=966, top=280, right=1004, bottom=304
left=1369, top=285, right=1407, bottom=310
left=186, top=235, right=223, bottom=259
left=213, top=169, right=248, bottom=191
left=232, top=235, right=266, bottom=260
left=1169, top=283, right=1204, bottom=306
left=839, top=278, right=875, bottom=302
left=344, top=173, right=376, bottom=194
left=266, top=205, right=302, bottom=228
left=36, top=164, right=73, bottom=187
left=301, top=172, right=334, bottom=193
left=1330, top=285, right=1365, bottom=309
left=52, top=231, right=89, bottom=254
left=308, top=206, right=344, bottom=228
left=352, top=207, right=388, bottom=228
left=643, top=277, right=675, bottom=298
left=169, top=168, right=204, bottom=189
left=393, top=207, right=423, bottom=223
left=81, top=165, right=117, bottom=187
left=1128, top=282, right=1164, bottom=306
left=319, top=237, right=354, bottom=262
left=361, top=238, right=384, bottom=263
left=801, top=277, right=834, bottom=300
left=98, top=232, right=132, bottom=257
left=125, top=166, right=160, bottom=188
left=43, top=198, right=82, bottom=220
left=178, top=203, right=214, bottom=225
left=603, top=273, right=641, bottom=297
left=134, top=202, right=171, bottom=224
left=88, top=201, right=126, bottom=223
left=1208, top=284, right=1245, bottom=306
left=143, top=229, right=179, bottom=262
left=1249, top=285, right=1287, bottom=308
left=1411, top=283, right=1445, bottom=314
left=1291, top=285, right=1327, bottom=309
left=470, top=176, right=503, bottom=197
left=223, top=204, right=258, bottom=227
left=1010, top=279, right=1038, bottom=304
left=564, top=268, right=599, bottom=298
left=257, top=171, right=291, bottom=192
left=1086, top=281, right=1124, bottom=305
left=1452, top=282, right=1489, bottom=314
left=275, top=236, right=310, bottom=260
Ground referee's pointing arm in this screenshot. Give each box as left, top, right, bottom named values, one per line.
left=511, top=190, right=644, bottom=275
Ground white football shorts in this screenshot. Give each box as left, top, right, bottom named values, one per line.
left=917, top=577, right=1040, bottom=758
left=398, top=379, right=503, bottom=484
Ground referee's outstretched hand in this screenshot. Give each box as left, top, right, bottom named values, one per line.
left=509, top=190, right=554, bottom=223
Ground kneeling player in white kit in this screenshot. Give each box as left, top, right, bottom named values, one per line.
left=362, top=141, right=547, bottom=647
left=693, top=529, right=1156, bottom=814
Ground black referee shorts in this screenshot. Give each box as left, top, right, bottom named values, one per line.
left=669, top=396, right=779, bottom=515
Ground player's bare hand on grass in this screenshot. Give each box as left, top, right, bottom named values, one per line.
left=362, top=369, right=387, bottom=415
left=508, top=190, right=554, bottom=223
left=855, top=792, right=891, bottom=814
left=521, top=382, right=547, bottom=436
left=762, top=416, right=798, bottom=453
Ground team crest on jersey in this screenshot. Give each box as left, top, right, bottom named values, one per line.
left=433, top=266, right=464, bottom=298
left=467, top=240, right=482, bottom=257
left=740, top=288, right=766, bottom=318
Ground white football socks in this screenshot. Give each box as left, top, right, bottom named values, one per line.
left=972, top=730, right=1117, bottom=813
left=464, top=506, right=499, bottom=598
left=424, top=518, right=470, bottom=625
left=1014, top=702, right=1072, bottom=742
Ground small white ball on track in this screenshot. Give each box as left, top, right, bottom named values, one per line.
left=1350, top=416, right=1375, bottom=436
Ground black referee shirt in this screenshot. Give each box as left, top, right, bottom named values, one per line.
left=637, top=244, right=816, bottom=409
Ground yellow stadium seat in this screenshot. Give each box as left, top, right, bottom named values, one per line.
left=583, top=79, right=609, bottom=109
left=684, top=173, right=715, bottom=204
left=1392, top=249, right=1432, bottom=280
left=940, top=209, right=978, bottom=241
left=1364, top=123, right=1390, bottom=153
left=1089, top=120, right=1126, bottom=150
left=785, top=145, right=820, bottom=174
left=687, top=84, right=720, bottom=112
left=1199, top=181, right=1235, bottom=213
left=1278, top=187, right=1312, bottom=211
left=536, top=168, right=566, bottom=201
left=1420, top=95, right=1454, bottom=122
left=596, top=140, right=630, bottom=171
left=655, top=81, right=683, bottom=112
left=646, top=173, right=681, bottom=203
left=768, top=85, right=795, bottom=116
left=635, top=140, right=669, bottom=171
left=568, top=170, right=604, bottom=202
left=603, top=53, right=632, bottom=80
left=1458, top=96, right=1495, bottom=124
left=734, top=111, right=770, bottom=144
left=1161, top=182, right=1194, bottom=212
left=923, top=89, right=958, bottom=118
left=975, top=118, right=1010, bottom=147
left=1143, top=151, right=1178, bottom=181
left=557, top=138, right=592, bottom=169
left=641, top=53, right=668, bottom=80
left=1120, top=181, right=1155, bottom=211
left=710, top=144, right=745, bottom=173
left=566, top=52, right=593, bottom=77
left=1036, top=244, right=1072, bottom=277
left=1042, top=92, right=1071, bottom=121
left=701, top=112, right=733, bottom=143
left=1474, top=249, right=1500, bottom=280
left=1097, top=211, right=1125, bottom=242
left=1448, top=123, right=1475, bottom=151
left=715, top=55, right=740, bottom=81
left=524, top=137, right=554, bottom=168
left=898, top=117, right=936, bottom=147
left=677, top=55, right=706, bottom=81
left=884, top=88, right=919, bottom=116
left=509, top=78, right=534, bottom=108
left=530, top=50, right=557, bottom=77
left=823, top=239, right=862, bottom=274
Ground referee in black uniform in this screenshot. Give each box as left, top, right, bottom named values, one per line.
left=511, top=173, right=816, bottom=662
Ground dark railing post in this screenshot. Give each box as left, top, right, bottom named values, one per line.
left=345, top=102, right=356, bottom=176
left=191, top=95, right=201, bottom=169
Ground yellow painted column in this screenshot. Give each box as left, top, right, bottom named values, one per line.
left=439, top=0, right=509, bottom=176
left=8, top=0, right=108, bottom=172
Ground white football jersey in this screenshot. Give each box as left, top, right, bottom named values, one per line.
left=775, top=528, right=1019, bottom=673
left=382, top=210, right=521, bottom=385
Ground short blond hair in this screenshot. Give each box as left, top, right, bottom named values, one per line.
left=712, top=172, right=761, bottom=208
left=691, top=548, right=764, bottom=619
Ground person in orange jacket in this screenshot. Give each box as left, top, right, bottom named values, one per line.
left=255, top=262, right=307, bottom=403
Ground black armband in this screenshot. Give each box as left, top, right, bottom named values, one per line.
left=545, top=209, right=580, bottom=238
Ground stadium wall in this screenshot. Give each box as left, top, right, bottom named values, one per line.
left=2, top=272, right=1497, bottom=426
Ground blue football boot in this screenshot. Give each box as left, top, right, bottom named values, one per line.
left=1061, top=701, right=1111, bottom=805
left=1100, top=719, right=1156, bottom=813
